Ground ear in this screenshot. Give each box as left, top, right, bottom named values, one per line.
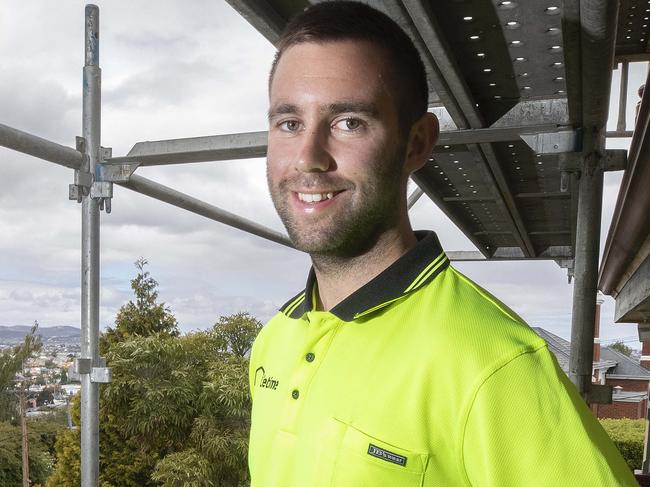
left=404, top=112, right=439, bottom=174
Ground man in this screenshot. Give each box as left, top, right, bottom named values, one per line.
left=248, top=2, right=637, bottom=485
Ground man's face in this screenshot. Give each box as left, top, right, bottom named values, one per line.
left=267, top=40, right=409, bottom=256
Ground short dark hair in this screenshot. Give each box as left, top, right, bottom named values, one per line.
left=269, top=1, right=429, bottom=134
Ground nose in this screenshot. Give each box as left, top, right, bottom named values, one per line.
left=294, top=126, right=334, bottom=173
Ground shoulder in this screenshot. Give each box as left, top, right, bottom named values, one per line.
left=429, top=264, right=527, bottom=324
left=420, top=264, right=542, bottom=338
left=407, top=264, right=547, bottom=376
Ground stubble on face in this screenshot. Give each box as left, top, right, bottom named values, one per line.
left=267, top=141, right=406, bottom=259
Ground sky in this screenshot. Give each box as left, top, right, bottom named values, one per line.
left=0, top=1, right=646, bottom=349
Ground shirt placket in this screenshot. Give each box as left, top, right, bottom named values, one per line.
left=280, top=311, right=340, bottom=433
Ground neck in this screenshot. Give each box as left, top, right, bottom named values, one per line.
left=312, top=225, right=418, bottom=311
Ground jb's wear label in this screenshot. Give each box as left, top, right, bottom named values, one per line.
left=248, top=231, right=638, bottom=486
left=367, top=444, right=407, bottom=466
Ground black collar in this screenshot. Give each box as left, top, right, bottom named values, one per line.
left=279, top=231, right=449, bottom=322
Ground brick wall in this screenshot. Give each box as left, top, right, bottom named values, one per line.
left=594, top=399, right=647, bottom=419
left=606, top=378, right=650, bottom=392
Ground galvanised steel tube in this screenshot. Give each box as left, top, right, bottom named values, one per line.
left=80, top=5, right=101, bottom=486
left=568, top=0, right=619, bottom=399
left=617, top=61, right=629, bottom=132
left=407, top=186, right=424, bottom=210
left=0, top=123, right=83, bottom=170
left=568, top=130, right=605, bottom=400
left=118, top=174, right=294, bottom=249
left=580, top=0, right=620, bottom=129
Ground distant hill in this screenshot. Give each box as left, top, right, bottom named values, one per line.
left=0, top=325, right=80, bottom=346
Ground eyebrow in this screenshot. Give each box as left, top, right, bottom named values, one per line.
left=268, top=101, right=379, bottom=121
left=327, top=101, right=379, bottom=117
left=268, top=103, right=299, bottom=121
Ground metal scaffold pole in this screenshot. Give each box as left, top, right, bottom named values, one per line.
left=80, top=5, right=101, bottom=486
left=569, top=129, right=605, bottom=401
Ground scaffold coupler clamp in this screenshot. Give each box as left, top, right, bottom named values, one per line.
left=69, top=137, right=114, bottom=213
left=93, top=146, right=114, bottom=214
left=74, top=357, right=112, bottom=384
left=69, top=136, right=92, bottom=203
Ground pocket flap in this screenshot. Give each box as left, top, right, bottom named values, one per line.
left=333, top=418, right=429, bottom=479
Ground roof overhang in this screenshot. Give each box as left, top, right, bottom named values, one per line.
left=599, top=67, right=650, bottom=324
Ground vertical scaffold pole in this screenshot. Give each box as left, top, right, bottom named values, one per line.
left=81, top=5, right=101, bottom=486
left=569, top=129, right=604, bottom=401
left=617, top=61, right=629, bottom=132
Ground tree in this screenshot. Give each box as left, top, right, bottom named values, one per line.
left=45, top=394, right=81, bottom=487
left=104, top=331, right=251, bottom=486
left=100, top=258, right=179, bottom=354
left=609, top=341, right=635, bottom=358
left=213, top=312, right=263, bottom=357
left=59, top=369, right=68, bottom=385
left=0, top=321, right=42, bottom=422
left=49, top=329, right=252, bottom=487
left=47, top=261, right=257, bottom=486
left=0, top=415, right=67, bottom=486
left=45, top=428, right=80, bottom=487
left=36, top=389, right=54, bottom=407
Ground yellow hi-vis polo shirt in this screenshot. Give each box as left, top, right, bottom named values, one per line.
left=248, top=231, right=636, bottom=486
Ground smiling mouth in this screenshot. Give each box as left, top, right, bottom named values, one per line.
left=296, top=191, right=343, bottom=203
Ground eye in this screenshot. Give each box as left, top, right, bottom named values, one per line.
left=334, top=117, right=363, bottom=131
left=279, top=120, right=301, bottom=132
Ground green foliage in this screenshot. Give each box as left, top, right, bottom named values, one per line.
left=609, top=341, right=635, bottom=358
left=0, top=321, right=42, bottom=422
left=101, top=258, right=179, bottom=354
left=30, top=415, right=68, bottom=461
left=600, top=418, right=645, bottom=471
left=213, top=312, right=263, bottom=357
left=36, top=388, right=55, bottom=407
left=0, top=422, right=26, bottom=486
left=102, top=328, right=251, bottom=485
left=46, top=259, right=256, bottom=486
left=104, top=336, right=202, bottom=452
left=151, top=449, right=214, bottom=486
left=45, top=427, right=80, bottom=487
left=45, top=395, right=81, bottom=487
left=0, top=415, right=66, bottom=487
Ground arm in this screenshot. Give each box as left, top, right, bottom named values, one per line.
left=461, top=346, right=638, bottom=486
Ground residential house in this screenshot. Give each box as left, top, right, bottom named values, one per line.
left=533, top=327, right=650, bottom=419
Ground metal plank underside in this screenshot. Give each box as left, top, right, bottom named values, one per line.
left=224, top=0, right=309, bottom=45
left=615, top=0, right=650, bottom=58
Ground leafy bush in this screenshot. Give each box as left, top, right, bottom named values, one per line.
left=46, top=261, right=258, bottom=486
left=600, top=418, right=645, bottom=471
left=0, top=416, right=66, bottom=487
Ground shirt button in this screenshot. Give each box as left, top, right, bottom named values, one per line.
left=305, top=352, right=315, bottom=362
left=292, top=389, right=300, bottom=400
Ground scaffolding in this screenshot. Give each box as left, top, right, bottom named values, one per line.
left=0, top=1, right=645, bottom=484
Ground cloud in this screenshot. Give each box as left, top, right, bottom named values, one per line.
left=0, top=0, right=644, bottom=358
left=0, top=73, right=78, bottom=143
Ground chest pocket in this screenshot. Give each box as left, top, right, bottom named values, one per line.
left=331, top=419, right=429, bottom=487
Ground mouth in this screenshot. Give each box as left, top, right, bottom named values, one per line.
left=292, top=190, right=345, bottom=212
left=297, top=191, right=336, bottom=203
